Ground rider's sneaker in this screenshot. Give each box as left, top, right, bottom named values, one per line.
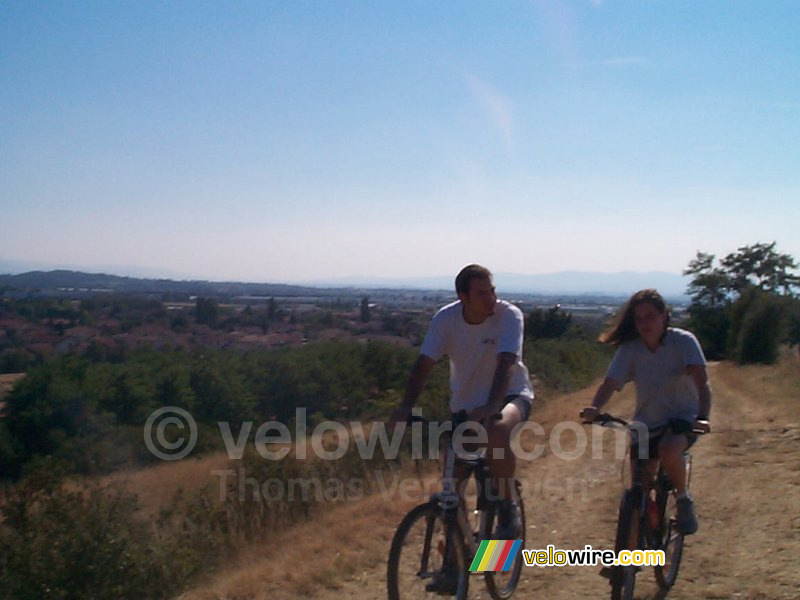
left=676, top=497, right=698, bottom=535
left=494, top=499, right=522, bottom=540
left=425, top=568, right=459, bottom=596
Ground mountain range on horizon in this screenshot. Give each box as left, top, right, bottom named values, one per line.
left=301, top=271, right=690, bottom=299
left=0, top=260, right=690, bottom=300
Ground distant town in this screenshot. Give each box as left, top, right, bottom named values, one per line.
left=0, top=269, right=689, bottom=375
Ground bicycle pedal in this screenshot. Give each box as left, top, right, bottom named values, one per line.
left=425, top=571, right=459, bottom=596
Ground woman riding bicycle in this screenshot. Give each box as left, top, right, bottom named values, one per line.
left=581, top=289, right=711, bottom=535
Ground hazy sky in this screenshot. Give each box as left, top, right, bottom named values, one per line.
left=2, top=1, right=798, bottom=283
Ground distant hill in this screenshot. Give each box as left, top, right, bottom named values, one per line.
left=0, top=270, right=341, bottom=298
left=0, top=259, right=191, bottom=280
left=496, top=271, right=689, bottom=298
left=0, top=269, right=690, bottom=301
left=301, top=271, right=690, bottom=300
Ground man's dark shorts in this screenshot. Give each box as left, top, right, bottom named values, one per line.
left=506, top=394, right=532, bottom=422
left=450, top=394, right=532, bottom=424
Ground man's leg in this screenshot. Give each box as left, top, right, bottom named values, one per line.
left=486, top=399, right=525, bottom=501
left=486, top=398, right=528, bottom=540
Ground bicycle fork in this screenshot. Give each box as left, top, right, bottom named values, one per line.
left=437, top=448, right=485, bottom=562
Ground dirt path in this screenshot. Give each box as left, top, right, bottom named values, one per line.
left=180, top=356, right=800, bottom=600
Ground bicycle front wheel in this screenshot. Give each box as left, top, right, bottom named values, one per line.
left=611, top=490, right=641, bottom=600
left=653, top=488, right=684, bottom=589
left=483, top=487, right=526, bottom=600
left=387, top=501, right=469, bottom=600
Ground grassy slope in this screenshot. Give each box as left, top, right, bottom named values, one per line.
left=119, top=353, right=800, bottom=600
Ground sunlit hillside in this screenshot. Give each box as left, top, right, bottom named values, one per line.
left=115, top=352, right=800, bottom=600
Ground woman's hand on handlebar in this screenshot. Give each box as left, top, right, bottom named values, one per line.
left=694, top=418, right=711, bottom=434
left=580, top=406, right=599, bottom=423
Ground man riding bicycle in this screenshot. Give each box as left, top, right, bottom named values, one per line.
left=389, top=264, right=534, bottom=552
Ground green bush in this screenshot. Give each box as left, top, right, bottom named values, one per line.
left=1, top=480, right=181, bottom=599
left=525, top=331, right=613, bottom=393
left=785, top=297, right=800, bottom=346
left=685, top=305, right=731, bottom=360
left=728, top=289, right=785, bottom=364
left=1, top=341, right=427, bottom=481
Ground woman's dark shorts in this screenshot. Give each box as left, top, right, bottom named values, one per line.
left=630, top=418, right=697, bottom=459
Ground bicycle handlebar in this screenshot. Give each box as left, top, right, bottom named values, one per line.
left=586, top=412, right=629, bottom=427
left=406, top=409, right=502, bottom=427
left=583, top=412, right=709, bottom=435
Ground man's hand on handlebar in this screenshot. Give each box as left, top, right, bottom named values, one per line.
left=388, top=404, right=503, bottom=429
left=387, top=405, right=411, bottom=429
left=468, top=404, right=503, bottom=425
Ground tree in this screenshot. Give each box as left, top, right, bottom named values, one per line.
left=683, top=242, right=798, bottom=363
left=720, top=242, right=800, bottom=295
left=526, top=305, right=572, bottom=340
left=683, top=252, right=733, bottom=359
left=787, top=299, right=800, bottom=346
left=360, top=297, right=371, bottom=323
left=683, top=252, right=732, bottom=308
left=195, top=297, right=218, bottom=327
left=685, top=243, right=799, bottom=305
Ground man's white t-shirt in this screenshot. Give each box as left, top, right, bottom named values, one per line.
left=605, top=327, right=706, bottom=428
left=420, top=299, right=534, bottom=413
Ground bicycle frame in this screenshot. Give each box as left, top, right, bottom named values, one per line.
left=624, top=449, right=658, bottom=551
left=388, top=413, right=526, bottom=600
left=588, top=413, right=704, bottom=599
left=628, top=429, right=696, bottom=548
left=435, top=427, right=494, bottom=561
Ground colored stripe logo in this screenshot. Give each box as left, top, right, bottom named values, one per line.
left=469, top=540, right=522, bottom=572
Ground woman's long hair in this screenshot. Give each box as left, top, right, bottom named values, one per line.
left=599, top=289, right=670, bottom=346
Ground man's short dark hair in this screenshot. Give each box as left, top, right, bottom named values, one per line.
left=455, top=264, right=493, bottom=295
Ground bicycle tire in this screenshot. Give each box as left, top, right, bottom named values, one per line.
left=653, top=485, right=684, bottom=589
left=611, top=490, right=641, bottom=600
left=387, top=501, right=470, bottom=600
left=483, top=482, right=526, bottom=600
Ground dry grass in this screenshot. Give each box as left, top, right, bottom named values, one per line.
left=171, top=353, right=800, bottom=600
left=99, top=452, right=235, bottom=519
left=176, top=481, right=426, bottom=600
left=88, top=426, right=377, bottom=521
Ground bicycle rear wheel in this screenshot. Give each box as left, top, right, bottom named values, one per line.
left=483, top=484, right=526, bottom=600
left=653, top=487, right=684, bottom=589
left=611, top=490, right=641, bottom=600
left=387, top=501, right=470, bottom=600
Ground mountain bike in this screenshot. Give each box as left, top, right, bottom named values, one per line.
left=587, top=413, right=706, bottom=600
left=387, top=412, right=526, bottom=600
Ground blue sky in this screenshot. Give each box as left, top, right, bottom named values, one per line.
left=2, top=1, right=798, bottom=283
